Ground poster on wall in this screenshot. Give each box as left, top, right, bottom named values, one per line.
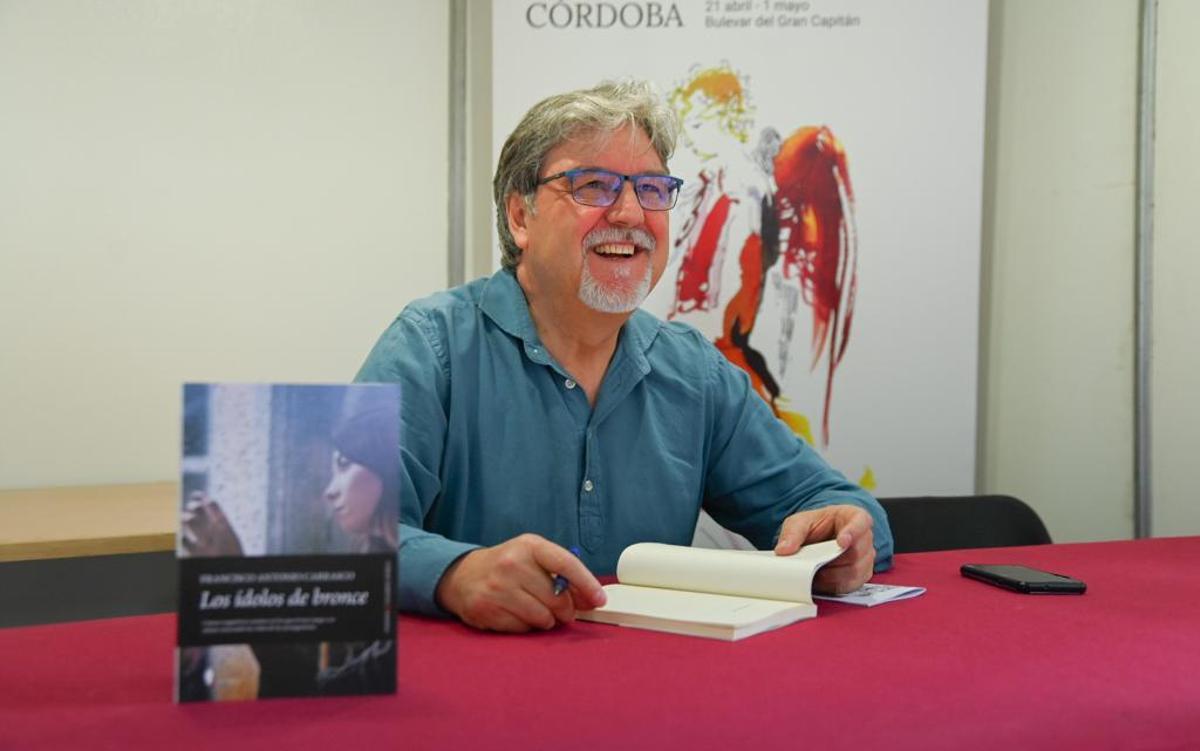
left=492, top=0, right=988, bottom=517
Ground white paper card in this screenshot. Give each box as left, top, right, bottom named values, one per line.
left=813, top=582, right=925, bottom=607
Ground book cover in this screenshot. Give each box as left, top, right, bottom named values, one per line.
left=176, top=383, right=399, bottom=701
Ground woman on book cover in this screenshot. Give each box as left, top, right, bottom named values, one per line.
left=323, top=400, right=400, bottom=555
left=178, top=394, right=398, bottom=699
left=179, top=396, right=399, bottom=558
left=303, top=399, right=398, bottom=696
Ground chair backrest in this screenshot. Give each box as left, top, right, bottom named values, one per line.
left=877, top=495, right=1052, bottom=554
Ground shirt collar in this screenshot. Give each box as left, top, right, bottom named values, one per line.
left=478, top=268, right=539, bottom=344
left=478, top=268, right=663, bottom=366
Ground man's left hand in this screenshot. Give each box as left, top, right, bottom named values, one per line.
left=774, top=505, right=875, bottom=594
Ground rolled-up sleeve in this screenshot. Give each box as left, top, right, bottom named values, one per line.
left=699, top=344, right=894, bottom=571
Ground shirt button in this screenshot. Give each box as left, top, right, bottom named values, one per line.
left=565, top=378, right=576, bottom=389
left=583, top=479, right=594, bottom=492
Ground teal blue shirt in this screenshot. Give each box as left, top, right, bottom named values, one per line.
left=356, top=270, right=893, bottom=616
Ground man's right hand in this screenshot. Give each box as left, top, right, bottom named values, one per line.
left=434, top=534, right=606, bottom=633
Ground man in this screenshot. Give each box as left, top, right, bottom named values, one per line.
left=356, top=80, right=893, bottom=633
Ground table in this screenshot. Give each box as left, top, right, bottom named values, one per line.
left=0, top=483, right=178, bottom=626
left=0, top=482, right=175, bottom=562
left=1, top=537, right=1197, bottom=750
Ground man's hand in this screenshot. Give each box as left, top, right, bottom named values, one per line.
left=435, top=534, right=607, bottom=633
left=774, top=505, right=875, bottom=594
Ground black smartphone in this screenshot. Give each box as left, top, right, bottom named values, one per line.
left=960, top=563, right=1086, bottom=594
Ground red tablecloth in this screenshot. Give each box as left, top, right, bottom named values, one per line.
left=2, top=537, right=1198, bottom=750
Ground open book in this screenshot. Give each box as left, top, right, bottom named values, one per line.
left=576, top=540, right=843, bottom=641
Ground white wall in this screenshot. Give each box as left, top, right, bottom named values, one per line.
left=980, top=0, right=1200, bottom=542
left=977, top=0, right=1139, bottom=542
left=0, top=0, right=448, bottom=488
left=466, top=0, right=494, bottom=279
left=1151, top=0, right=1200, bottom=536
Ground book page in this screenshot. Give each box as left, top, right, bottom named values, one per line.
left=615, top=539, right=843, bottom=604
left=578, top=584, right=817, bottom=640
left=594, top=584, right=815, bottom=628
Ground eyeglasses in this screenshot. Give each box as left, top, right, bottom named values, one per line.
left=535, top=168, right=684, bottom=211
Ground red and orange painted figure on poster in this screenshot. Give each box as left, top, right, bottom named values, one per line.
left=668, top=64, right=858, bottom=452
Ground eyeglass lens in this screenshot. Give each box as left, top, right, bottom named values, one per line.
left=569, top=170, right=679, bottom=210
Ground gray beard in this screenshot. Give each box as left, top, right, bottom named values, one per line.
left=578, top=256, right=652, bottom=314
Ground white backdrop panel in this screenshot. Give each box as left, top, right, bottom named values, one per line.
left=493, top=0, right=986, bottom=497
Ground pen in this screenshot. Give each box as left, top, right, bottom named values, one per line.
left=552, top=546, right=582, bottom=596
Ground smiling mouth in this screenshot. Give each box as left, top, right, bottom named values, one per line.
left=590, top=243, right=639, bottom=257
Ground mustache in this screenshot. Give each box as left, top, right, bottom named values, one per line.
left=583, top=227, right=657, bottom=252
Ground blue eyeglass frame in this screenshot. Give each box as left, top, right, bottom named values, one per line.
left=535, top=168, right=685, bottom=210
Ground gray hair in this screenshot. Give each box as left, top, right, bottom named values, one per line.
left=493, top=79, right=679, bottom=270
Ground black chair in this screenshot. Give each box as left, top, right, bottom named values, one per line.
left=877, top=494, right=1052, bottom=554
